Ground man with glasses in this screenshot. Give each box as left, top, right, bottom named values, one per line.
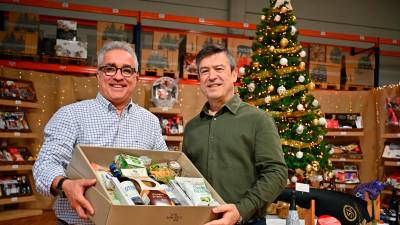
left=33, top=41, right=167, bottom=225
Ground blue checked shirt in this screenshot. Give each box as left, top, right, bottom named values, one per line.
left=33, top=93, right=168, bottom=225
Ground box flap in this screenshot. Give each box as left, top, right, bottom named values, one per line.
left=66, top=165, right=112, bottom=225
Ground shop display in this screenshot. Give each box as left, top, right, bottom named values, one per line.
left=325, top=113, right=362, bottom=129
left=96, top=21, right=127, bottom=53
left=345, top=53, right=375, bottom=87
left=0, top=111, right=30, bottom=132
left=329, top=143, right=363, bottom=159
left=333, top=165, right=360, bottom=184
left=0, top=174, right=32, bottom=198
left=0, top=146, right=34, bottom=163
left=0, top=78, right=37, bottom=102
left=55, top=39, right=88, bottom=59
left=56, top=20, right=77, bottom=41
left=151, top=77, right=178, bottom=109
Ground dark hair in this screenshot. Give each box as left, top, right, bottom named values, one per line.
left=195, top=44, right=236, bottom=74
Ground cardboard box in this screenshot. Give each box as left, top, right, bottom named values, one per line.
left=57, top=20, right=77, bottom=41
left=0, top=31, right=38, bottom=55
left=153, top=32, right=182, bottom=51
left=227, top=38, right=253, bottom=76
left=309, top=62, right=340, bottom=84
left=309, top=44, right=326, bottom=63
left=66, top=145, right=224, bottom=225
left=96, top=21, right=127, bottom=53
left=186, top=34, right=197, bottom=54
left=141, top=49, right=179, bottom=76
left=345, top=54, right=375, bottom=86
left=7, top=12, right=39, bottom=33
left=326, top=46, right=343, bottom=65
left=196, top=35, right=225, bottom=52
left=55, top=39, right=88, bottom=59
left=182, top=53, right=198, bottom=79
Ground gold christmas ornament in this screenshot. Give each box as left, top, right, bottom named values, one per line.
left=269, top=46, right=275, bottom=52
left=261, top=15, right=266, bottom=21
left=312, top=118, right=319, bottom=126
left=306, top=164, right=312, bottom=172
left=299, top=62, right=306, bottom=70
left=328, top=159, right=333, bottom=167
left=328, top=171, right=334, bottom=179
left=258, top=36, right=264, bottom=42
left=292, top=15, right=297, bottom=22
left=280, top=38, right=289, bottom=48
left=267, top=85, right=275, bottom=93
left=253, top=62, right=260, bottom=68
left=309, top=82, right=316, bottom=90
left=300, top=95, right=306, bottom=102
left=311, top=161, right=320, bottom=172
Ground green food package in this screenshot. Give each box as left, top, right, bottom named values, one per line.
left=115, top=153, right=144, bottom=169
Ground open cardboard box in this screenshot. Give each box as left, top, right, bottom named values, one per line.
left=66, top=145, right=225, bottom=225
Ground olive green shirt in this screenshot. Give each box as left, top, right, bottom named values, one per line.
left=183, top=95, right=288, bottom=222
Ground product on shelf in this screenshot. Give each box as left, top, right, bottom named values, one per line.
left=386, top=96, right=400, bottom=131
left=0, top=174, right=32, bottom=198
left=0, top=78, right=37, bottom=102
left=329, top=143, right=363, bottom=159
left=0, top=111, right=30, bottom=132
left=96, top=21, right=128, bottom=53
left=325, top=113, right=362, bottom=129
left=151, top=77, right=178, bottom=109
left=382, top=143, right=400, bottom=159
left=159, top=116, right=184, bottom=135
left=333, top=165, right=360, bottom=184
left=56, top=20, right=77, bottom=41
left=55, top=39, right=88, bottom=59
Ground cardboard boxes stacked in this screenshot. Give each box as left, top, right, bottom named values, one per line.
left=55, top=20, right=88, bottom=59
left=227, top=38, right=253, bottom=78
left=345, top=53, right=375, bottom=88
left=182, top=34, right=226, bottom=79
left=141, top=32, right=182, bottom=78
left=308, top=44, right=341, bottom=89
left=66, top=145, right=224, bottom=225
left=96, top=21, right=129, bottom=56
left=0, top=12, right=39, bottom=55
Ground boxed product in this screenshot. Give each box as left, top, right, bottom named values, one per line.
left=309, top=63, right=340, bottom=84
left=227, top=38, right=253, bottom=76
left=345, top=53, right=375, bottom=87
left=0, top=31, right=38, bottom=55
left=96, top=21, right=127, bottom=53
left=6, top=12, right=39, bottom=33
left=55, top=39, right=88, bottom=59
left=57, top=20, right=77, bottom=41
left=66, top=145, right=224, bottom=225
left=153, top=32, right=182, bottom=51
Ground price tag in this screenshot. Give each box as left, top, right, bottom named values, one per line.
left=14, top=132, right=21, bottom=137
left=338, top=184, right=346, bottom=189
left=158, top=13, right=165, bottom=19
left=62, top=2, right=69, bottom=8
left=320, top=31, right=326, bottom=36
left=397, top=161, right=400, bottom=166
left=161, top=107, right=169, bottom=112
left=340, top=131, right=347, bottom=135
left=396, top=133, right=400, bottom=137
left=359, top=36, right=365, bottom=40
left=243, top=23, right=249, bottom=28
left=15, top=100, right=22, bottom=105
left=199, top=18, right=205, bottom=23
left=295, top=182, right=310, bottom=193
left=11, top=197, right=18, bottom=202
left=8, top=61, right=16, bottom=67
left=112, top=8, right=119, bottom=14
left=339, top=158, right=346, bottom=162
left=12, top=165, right=19, bottom=169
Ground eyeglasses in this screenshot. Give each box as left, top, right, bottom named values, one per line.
left=99, top=65, right=138, bottom=77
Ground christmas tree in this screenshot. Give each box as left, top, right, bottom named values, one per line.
left=238, top=0, right=333, bottom=185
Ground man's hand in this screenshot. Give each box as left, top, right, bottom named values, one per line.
left=204, top=204, right=240, bottom=225
left=63, top=178, right=97, bottom=219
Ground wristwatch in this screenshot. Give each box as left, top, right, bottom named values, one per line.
left=56, top=177, right=69, bottom=198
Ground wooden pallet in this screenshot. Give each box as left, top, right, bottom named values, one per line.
left=143, top=69, right=178, bottom=78
left=342, top=84, right=373, bottom=91
left=314, top=82, right=341, bottom=90
left=41, top=55, right=87, bottom=65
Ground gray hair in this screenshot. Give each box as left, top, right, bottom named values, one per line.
left=195, top=44, right=236, bottom=73
left=97, top=41, right=138, bottom=71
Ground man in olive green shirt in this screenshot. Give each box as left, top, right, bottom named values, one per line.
left=183, top=45, right=288, bottom=225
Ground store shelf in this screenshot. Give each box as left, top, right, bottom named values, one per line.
left=0, top=99, right=40, bottom=109
left=335, top=183, right=357, bottom=190
left=326, top=130, right=364, bottom=137
left=149, top=107, right=181, bottom=115
left=0, top=164, right=33, bottom=171
left=0, top=195, right=36, bottom=205
left=381, top=133, right=400, bottom=139
left=382, top=190, right=400, bottom=196
left=0, top=132, right=40, bottom=139
left=329, top=158, right=363, bottom=163
left=0, top=209, right=43, bottom=221
left=163, top=135, right=183, bottom=142
left=383, top=160, right=400, bottom=167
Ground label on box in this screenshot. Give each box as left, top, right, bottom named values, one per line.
left=295, top=182, right=309, bottom=193
left=15, top=100, right=21, bottom=105
left=14, top=132, right=21, bottom=137
left=11, top=197, right=18, bottom=202
left=12, top=165, right=19, bottom=169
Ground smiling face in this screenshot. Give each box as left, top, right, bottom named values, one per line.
left=97, top=49, right=137, bottom=109
left=198, top=52, right=237, bottom=105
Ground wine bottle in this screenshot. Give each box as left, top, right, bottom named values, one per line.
left=286, top=190, right=300, bottom=225
left=118, top=176, right=145, bottom=205
left=387, top=188, right=398, bottom=225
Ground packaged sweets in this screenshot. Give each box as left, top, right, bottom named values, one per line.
left=141, top=189, right=174, bottom=206
left=160, top=184, right=181, bottom=205
left=149, top=162, right=176, bottom=183
left=115, top=154, right=144, bottom=169
left=175, top=177, right=219, bottom=206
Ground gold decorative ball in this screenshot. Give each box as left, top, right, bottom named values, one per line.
left=280, top=6, right=288, bottom=14
left=280, top=38, right=289, bottom=48
left=309, top=82, right=316, bottom=90
left=306, top=164, right=312, bottom=172
left=299, top=62, right=306, bottom=70
left=258, top=36, right=263, bottom=42
left=312, top=118, right=319, bottom=126
left=328, top=171, right=334, bottom=179
left=261, top=15, right=266, bottom=21
left=253, top=62, right=260, bottom=68
left=300, top=95, right=306, bottom=102
left=292, top=16, right=297, bottom=22
left=267, top=85, right=274, bottom=93
left=318, top=135, right=324, bottom=141
left=269, top=46, right=275, bottom=52
left=311, top=161, right=320, bottom=172
left=328, top=160, right=333, bottom=167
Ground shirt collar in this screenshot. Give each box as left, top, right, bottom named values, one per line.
left=200, top=94, right=241, bottom=117
left=96, top=93, right=133, bottom=112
